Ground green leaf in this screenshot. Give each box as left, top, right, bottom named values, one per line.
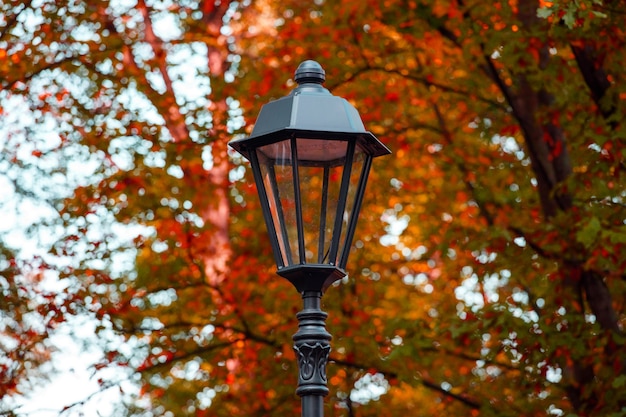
left=537, top=7, right=553, bottom=19
left=612, top=374, right=626, bottom=389
left=576, top=217, right=601, bottom=248
left=602, top=229, right=626, bottom=246
left=563, top=8, right=577, bottom=28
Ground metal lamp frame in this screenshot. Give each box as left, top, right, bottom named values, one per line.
left=229, top=60, right=390, bottom=417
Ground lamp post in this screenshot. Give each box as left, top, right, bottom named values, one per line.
left=229, top=60, right=390, bottom=417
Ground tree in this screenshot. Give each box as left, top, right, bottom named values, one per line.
left=234, top=0, right=625, bottom=415
left=1, top=0, right=624, bottom=416
left=0, top=0, right=104, bottom=405
left=0, top=0, right=251, bottom=413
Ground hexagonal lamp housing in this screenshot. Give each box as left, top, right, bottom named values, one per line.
left=229, top=60, right=390, bottom=293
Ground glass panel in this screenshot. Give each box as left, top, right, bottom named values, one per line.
left=256, top=137, right=353, bottom=267
left=295, top=139, right=348, bottom=265
left=295, top=139, right=348, bottom=165
left=297, top=159, right=344, bottom=264
left=257, top=140, right=296, bottom=266
left=338, top=146, right=368, bottom=267
left=330, top=145, right=364, bottom=265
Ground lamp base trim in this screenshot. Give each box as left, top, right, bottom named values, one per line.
left=277, top=264, right=347, bottom=293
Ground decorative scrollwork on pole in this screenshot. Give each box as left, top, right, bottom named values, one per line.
left=295, top=342, right=331, bottom=382
left=293, top=291, right=332, bottom=416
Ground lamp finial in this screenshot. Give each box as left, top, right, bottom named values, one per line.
left=294, top=60, right=325, bottom=85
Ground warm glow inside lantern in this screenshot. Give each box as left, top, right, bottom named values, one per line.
left=229, top=61, right=390, bottom=293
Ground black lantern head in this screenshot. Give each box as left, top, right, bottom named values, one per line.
left=230, top=60, right=390, bottom=293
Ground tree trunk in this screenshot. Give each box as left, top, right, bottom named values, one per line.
left=497, top=0, right=624, bottom=413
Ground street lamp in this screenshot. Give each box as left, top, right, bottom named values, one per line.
left=229, top=60, right=390, bottom=417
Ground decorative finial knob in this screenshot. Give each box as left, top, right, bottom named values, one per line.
left=294, top=60, right=325, bottom=85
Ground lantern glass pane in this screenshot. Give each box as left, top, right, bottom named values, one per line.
left=259, top=138, right=347, bottom=164
left=256, top=138, right=365, bottom=268
left=257, top=140, right=295, bottom=266
left=335, top=146, right=366, bottom=266
left=297, top=160, right=342, bottom=264
left=295, top=139, right=350, bottom=265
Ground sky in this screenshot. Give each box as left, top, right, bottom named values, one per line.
left=12, top=321, right=121, bottom=417
left=0, top=117, right=132, bottom=415
left=1, top=2, right=243, bottom=414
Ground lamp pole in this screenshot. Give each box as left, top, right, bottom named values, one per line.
left=293, top=291, right=331, bottom=416
left=229, top=60, right=390, bottom=417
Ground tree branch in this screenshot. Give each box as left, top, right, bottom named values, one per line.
left=136, top=0, right=189, bottom=142
left=570, top=43, right=616, bottom=123
left=359, top=65, right=507, bottom=110
left=331, top=357, right=481, bottom=410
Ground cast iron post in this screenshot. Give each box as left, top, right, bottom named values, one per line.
left=228, top=59, right=391, bottom=417
left=293, top=291, right=331, bottom=417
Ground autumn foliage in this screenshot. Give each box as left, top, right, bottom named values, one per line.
left=1, top=0, right=625, bottom=416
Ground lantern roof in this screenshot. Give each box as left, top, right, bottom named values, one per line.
left=229, top=60, right=390, bottom=159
